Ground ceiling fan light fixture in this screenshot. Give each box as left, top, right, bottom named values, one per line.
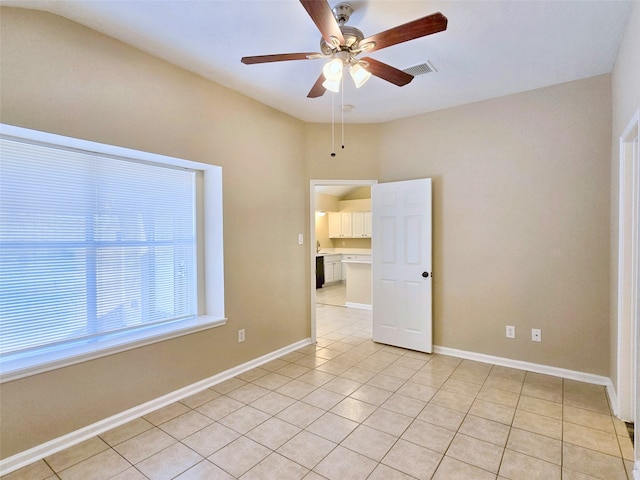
left=323, top=58, right=344, bottom=81
left=322, top=77, right=341, bottom=93
left=350, top=62, right=372, bottom=88
left=322, top=58, right=343, bottom=92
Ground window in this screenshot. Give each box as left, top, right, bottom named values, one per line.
left=0, top=125, right=224, bottom=381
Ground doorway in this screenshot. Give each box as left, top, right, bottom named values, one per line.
left=616, top=108, right=639, bottom=473
left=309, top=180, right=376, bottom=343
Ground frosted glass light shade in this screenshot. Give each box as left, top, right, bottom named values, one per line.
left=350, top=63, right=372, bottom=88
left=322, top=58, right=343, bottom=92
left=323, top=58, right=344, bottom=80
left=322, top=78, right=341, bottom=93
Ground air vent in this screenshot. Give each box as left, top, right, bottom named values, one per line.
left=403, top=61, right=437, bottom=76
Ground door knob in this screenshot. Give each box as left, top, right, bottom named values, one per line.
left=422, top=272, right=429, bottom=278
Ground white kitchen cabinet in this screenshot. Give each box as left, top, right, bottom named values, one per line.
left=350, top=212, right=372, bottom=238
left=329, top=212, right=371, bottom=238
left=352, top=212, right=364, bottom=237
left=328, top=212, right=341, bottom=238
left=323, top=254, right=343, bottom=285
left=340, top=213, right=352, bottom=237
left=364, top=211, right=372, bottom=237
left=352, top=212, right=372, bottom=237
left=328, top=212, right=353, bottom=238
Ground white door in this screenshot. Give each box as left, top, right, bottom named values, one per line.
left=617, top=110, right=639, bottom=426
left=372, top=178, right=432, bottom=352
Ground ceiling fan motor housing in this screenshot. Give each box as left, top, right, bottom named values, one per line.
left=320, top=4, right=362, bottom=55
left=320, top=25, right=364, bottom=54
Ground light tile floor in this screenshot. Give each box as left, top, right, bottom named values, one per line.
left=315, top=283, right=346, bottom=308
left=3, top=299, right=635, bottom=480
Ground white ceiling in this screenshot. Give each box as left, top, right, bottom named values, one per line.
left=3, top=0, right=634, bottom=124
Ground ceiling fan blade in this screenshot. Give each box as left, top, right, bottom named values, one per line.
left=307, top=73, right=326, bottom=98
left=300, top=0, right=344, bottom=47
left=360, top=12, right=447, bottom=53
left=241, top=53, right=321, bottom=64
left=360, top=57, right=413, bottom=87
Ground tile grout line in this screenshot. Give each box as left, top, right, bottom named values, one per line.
left=7, top=304, right=628, bottom=480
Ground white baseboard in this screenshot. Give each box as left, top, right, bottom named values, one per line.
left=2, top=340, right=627, bottom=477
left=433, top=345, right=617, bottom=413
left=606, top=381, right=620, bottom=419
left=0, top=338, right=312, bottom=477
left=345, top=302, right=372, bottom=310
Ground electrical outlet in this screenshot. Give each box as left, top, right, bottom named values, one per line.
left=238, top=329, right=245, bottom=343
left=506, top=325, right=515, bottom=339
left=531, top=328, right=541, bottom=342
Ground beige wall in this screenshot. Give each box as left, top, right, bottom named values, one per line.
left=314, top=194, right=336, bottom=249
left=315, top=193, right=339, bottom=212
left=305, top=126, right=378, bottom=251
left=338, top=198, right=371, bottom=212
left=379, top=75, right=613, bottom=375
left=332, top=237, right=372, bottom=249
left=343, top=186, right=372, bottom=200
left=307, top=74, right=614, bottom=377
left=304, top=122, right=381, bottom=180
left=0, top=8, right=309, bottom=459
left=315, top=212, right=331, bottom=249
left=0, top=2, right=633, bottom=462
left=609, top=1, right=640, bottom=392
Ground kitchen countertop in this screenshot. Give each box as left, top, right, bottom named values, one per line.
left=342, top=258, right=371, bottom=264
left=316, top=249, right=371, bottom=257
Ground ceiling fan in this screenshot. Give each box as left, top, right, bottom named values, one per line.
left=241, top=0, right=448, bottom=98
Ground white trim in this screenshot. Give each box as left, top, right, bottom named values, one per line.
left=607, top=380, right=620, bottom=417
left=634, top=461, right=640, bottom=480
left=433, top=345, right=616, bottom=411
left=616, top=107, right=640, bottom=422
left=0, top=338, right=312, bottom=477
left=345, top=302, right=372, bottom=310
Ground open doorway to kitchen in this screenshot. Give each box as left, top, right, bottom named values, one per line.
left=309, top=180, right=376, bottom=343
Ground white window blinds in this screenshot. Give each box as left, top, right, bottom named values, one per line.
left=0, top=137, right=197, bottom=362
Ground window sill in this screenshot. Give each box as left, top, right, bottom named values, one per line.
left=0, top=315, right=227, bottom=383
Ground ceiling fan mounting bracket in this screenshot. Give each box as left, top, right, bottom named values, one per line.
left=332, top=3, right=353, bottom=25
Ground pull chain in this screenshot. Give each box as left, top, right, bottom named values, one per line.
left=330, top=91, right=336, bottom=157
left=341, top=74, right=345, bottom=150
